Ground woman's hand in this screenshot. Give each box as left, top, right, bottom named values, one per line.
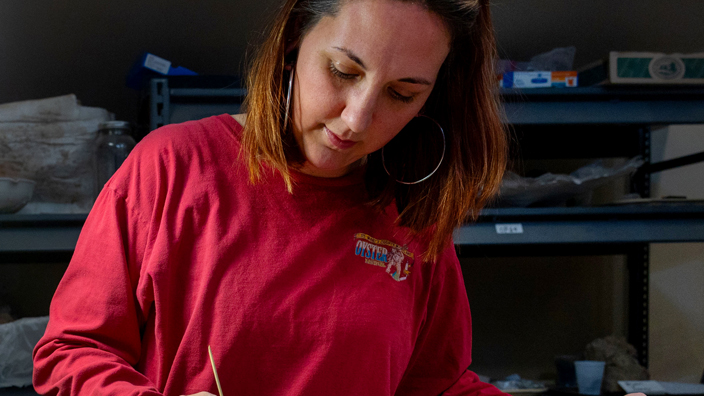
left=182, top=392, right=216, bottom=396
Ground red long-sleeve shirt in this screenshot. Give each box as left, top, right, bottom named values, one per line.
left=33, top=114, right=506, bottom=396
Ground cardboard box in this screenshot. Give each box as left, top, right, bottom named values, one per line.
left=551, top=71, right=578, bottom=87
left=500, top=71, right=578, bottom=88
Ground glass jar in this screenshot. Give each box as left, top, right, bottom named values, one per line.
left=95, top=121, right=136, bottom=197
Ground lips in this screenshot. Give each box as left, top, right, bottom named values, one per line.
left=324, top=126, right=357, bottom=150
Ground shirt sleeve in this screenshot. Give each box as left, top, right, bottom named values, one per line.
left=395, top=240, right=509, bottom=396
left=32, top=157, right=161, bottom=396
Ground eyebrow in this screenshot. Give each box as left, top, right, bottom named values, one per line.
left=332, top=46, right=433, bottom=86
left=333, top=46, right=366, bottom=69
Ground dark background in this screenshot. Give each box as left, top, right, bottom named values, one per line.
left=1, top=0, right=702, bottom=123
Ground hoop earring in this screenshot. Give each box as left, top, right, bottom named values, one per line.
left=381, top=115, right=446, bottom=185
left=283, top=65, right=295, bottom=132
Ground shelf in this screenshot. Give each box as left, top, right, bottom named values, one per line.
left=146, top=78, right=704, bottom=127
left=0, top=214, right=85, bottom=254
left=501, top=86, right=704, bottom=125
left=3, top=204, right=704, bottom=253
left=0, top=388, right=38, bottom=396
left=455, top=203, right=704, bottom=246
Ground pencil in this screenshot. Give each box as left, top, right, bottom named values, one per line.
left=208, top=345, right=224, bottom=396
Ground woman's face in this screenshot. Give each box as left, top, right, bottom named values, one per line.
left=291, top=0, right=451, bottom=178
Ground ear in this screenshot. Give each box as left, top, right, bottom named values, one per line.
left=283, top=37, right=301, bottom=68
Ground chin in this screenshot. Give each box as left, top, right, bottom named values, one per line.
left=306, top=156, right=357, bottom=177
left=312, top=161, right=349, bottom=174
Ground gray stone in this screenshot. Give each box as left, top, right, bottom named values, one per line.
left=0, top=95, right=112, bottom=211
left=584, top=335, right=650, bottom=393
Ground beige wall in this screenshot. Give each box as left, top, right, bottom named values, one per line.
left=650, top=125, right=704, bottom=383
left=461, top=255, right=627, bottom=380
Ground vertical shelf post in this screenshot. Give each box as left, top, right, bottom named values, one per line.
left=627, top=126, right=651, bottom=367
left=149, top=78, right=170, bottom=132
left=627, top=244, right=650, bottom=367
left=631, top=127, right=652, bottom=198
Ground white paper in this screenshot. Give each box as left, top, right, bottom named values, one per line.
left=660, top=382, right=704, bottom=395
left=0, top=316, right=50, bottom=388
left=619, top=381, right=667, bottom=395
left=619, top=381, right=704, bottom=395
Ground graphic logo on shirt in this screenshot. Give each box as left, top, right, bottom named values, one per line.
left=354, top=233, right=414, bottom=282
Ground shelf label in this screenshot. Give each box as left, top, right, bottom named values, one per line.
left=495, top=223, right=524, bottom=234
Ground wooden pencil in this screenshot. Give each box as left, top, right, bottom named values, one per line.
left=208, top=345, right=224, bottom=396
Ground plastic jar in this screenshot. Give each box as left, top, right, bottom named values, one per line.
left=95, top=121, right=136, bottom=197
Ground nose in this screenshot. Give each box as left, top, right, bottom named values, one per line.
left=340, top=87, right=377, bottom=133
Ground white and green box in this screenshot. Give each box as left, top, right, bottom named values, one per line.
left=610, top=52, right=704, bottom=84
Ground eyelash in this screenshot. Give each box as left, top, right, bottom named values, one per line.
left=328, top=61, right=415, bottom=104
left=328, top=62, right=356, bottom=80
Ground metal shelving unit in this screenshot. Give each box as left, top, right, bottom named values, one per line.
left=148, top=76, right=245, bottom=132
left=0, top=215, right=84, bottom=254
left=454, top=86, right=704, bottom=367
left=502, top=86, right=704, bottom=125
left=3, top=204, right=704, bottom=253
left=2, top=84, right=704, bottom=369
left=456, top=204, right=704, bottom=246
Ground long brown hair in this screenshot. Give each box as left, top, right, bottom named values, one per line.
left=242, top=0, right=507, bottom=261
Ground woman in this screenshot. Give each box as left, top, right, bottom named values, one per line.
left=34, top=0, right=508, bottom=394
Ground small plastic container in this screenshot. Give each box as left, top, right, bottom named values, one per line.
left=95, top=121, right=136, bottom=197
left=574, top=360, right=605, bottom=395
